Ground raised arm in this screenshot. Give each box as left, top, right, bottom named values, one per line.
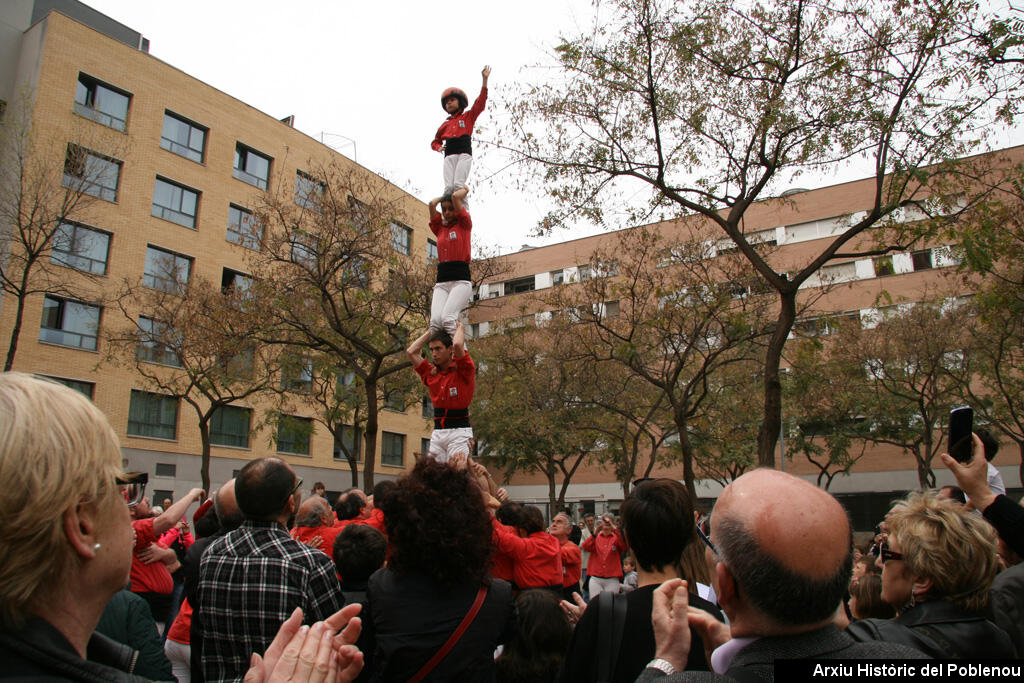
left=452, top=321, right=466, bottom=358
left=407, top=328, right=432, bottom=367
left=153, top=487, right=204, bottom=536
left=428, top=196, right=441, bottom=221
left=481, top=65, right=491, bottom=89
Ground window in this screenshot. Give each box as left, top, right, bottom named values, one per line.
left=551, top=270, right=565, bottom=286
left=295, top=170, right=324, bottom=210
left=506, top=276, right=536, bottom=294
left=390, top=221, right=411, bottom=255
left=221, top=268, right=254, bottom=297
left=152, top=177, right=199, bottom=229
left=39, top=295, right=100, bottom=350
left=381, top=432, right=404, bottom=467
left=422, top=395, right=431, bottom=418
left=136, top=316, right=181, bottom=367
left=152, top=490, right=174, bottom=505
left=277, top=415, right=312, bottom=455
left=160, top=111, right=206, bottom=163
left=281, top=357, right=313, bottom=392
left=427, top=239, right=438, bottom=261
left=421, top=438, right=431, bottom=458
left=603, top=300, right=620, bottom=319
left=227, top=204, right=262, bottom=250
left=74, top=73, right=130, bottom=131
left=911, top=249, right=934, bottom=271
left=155, top=462, right=176, bottom=477
left=383, top=388, right=406, bottom=412
left=290, top=234, right=318, bottom=268
left=63, top=145, right=120, bottom=202
left=873, top=255, right=895, bottom=277
left=233, top=143, right=271, bottom=189
left=577, top=265, right=592, bottom=282
left=218, top=344, right=255, bottom=379
left=210, top=405, right=251, bottom=448
left=144, top=246, right=192, bottom=293
left=37, top=374, right=94, bottom=399
left=51, top=222, right=110, bottom=275
left=334, top=424, right=362, bottom=462
left=127, top=390, right=178, bottom=439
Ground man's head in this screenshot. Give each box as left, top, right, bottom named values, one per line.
left=711, top=469, right=852, bottom=637
left=130, top=496, right=152, bottom=520
left=548, top=512, right=572, bottom=542
left=312, top=481, right=326, bottom=497
left=428, top=329, right=454, bottom=369
left=937, top=485, right=967, bottom=505
left=334, top=488, right=368, bottom=522
left=236, top=458, right=300, bottom=523
left=333, top=524, right=387, bottom=583
left=296, top=495, right=333, bottom=528
left=213, top=478, right=243, bottom=532
left=620, top=478, right=694, bottom=574
left=975, top=429, right=998, bottom=462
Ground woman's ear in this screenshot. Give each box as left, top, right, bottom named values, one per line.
left=63, top=501, right=100, bottom=560
left=911, top=575, right=934, bottom=599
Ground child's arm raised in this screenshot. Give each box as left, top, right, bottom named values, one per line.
left=481, top=65, right=491, bottom=87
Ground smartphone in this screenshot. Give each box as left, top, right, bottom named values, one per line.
left=948, top=406, right=974, bottom=463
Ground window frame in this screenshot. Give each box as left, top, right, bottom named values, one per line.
left=233, top=143, right=272, bottom=189
left=39, top=295, right=100, bottom=351
left=127, top=389, right=178, bottom=440
left=63, top=145, right=120, bottom=202
left=160, top=111, right=207, bottom=163
left=50, top=221, right=111, bottom=275
left=210, top=405, right=252, bottom=448
left=390, top=221, right=412, bottom=256
left=334, top=424, right=363, bottom=462
left=74, top=73, right=131, bottom=132
left=227, top=204, right=263, bottom=251
left=295, top=170, right=325, bottom=211
left=36, top=374, right=95, bottom=399
left=381, top=431, right=405, bottom=467
left=276, top=414, right=313, bottom=456
left=427, top=239, right=438, bottom=262
left=143, top=245, right=192, bottom=294
left=135, top=316, right=182, bottom=367
left=152, top=176, right=200, bottom=229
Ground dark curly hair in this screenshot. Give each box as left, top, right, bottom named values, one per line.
left=380, top=459, right=493, bottom=588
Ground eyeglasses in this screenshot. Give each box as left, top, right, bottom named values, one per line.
left=879, top=540, right=904, bottom=563
left=696, top=515, right=717, bottom=555
left=117, top=472, right=148, bottom=507
left=288, top=477, right=303, bottom=501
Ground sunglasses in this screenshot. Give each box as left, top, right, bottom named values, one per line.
left=117, top=472, right=148, bottom=507
left=696, top=515, right=717, bottom=555
left=879, top=540, right=904, bottom=563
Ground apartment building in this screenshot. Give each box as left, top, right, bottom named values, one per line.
left=468, top=152, right=1023, bottom=519
left=0, top=1, right=435, bottom=500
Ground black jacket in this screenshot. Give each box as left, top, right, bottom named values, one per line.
left=847, top=599, right=1015, bottom=659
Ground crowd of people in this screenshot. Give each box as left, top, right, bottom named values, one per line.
left=1, top=369, right=1023, bottom=683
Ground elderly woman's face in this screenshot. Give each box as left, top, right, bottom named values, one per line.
left=878, top=536, right=915, bottom=609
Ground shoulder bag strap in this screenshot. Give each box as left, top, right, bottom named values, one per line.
left=408, top=585, right=488, bottom=683
left=596, top=592, right=628, bottom=683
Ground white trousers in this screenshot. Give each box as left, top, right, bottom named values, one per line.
left=589, top=576, right=621, bottom=597
left=428, top=427, right=474, bottom=463
left=443, top=153, right=472, bottom=204
left=430, top=280, right=472, bottom=334
left=164, top=639, right=191, bottom=683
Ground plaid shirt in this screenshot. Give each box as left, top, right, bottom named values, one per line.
left=197, top=520, right=343, bottom=682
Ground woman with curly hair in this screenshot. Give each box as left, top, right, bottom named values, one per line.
left=847, top=490, right=1014, bottom=658
left=364, top=459, right=515, bottom=681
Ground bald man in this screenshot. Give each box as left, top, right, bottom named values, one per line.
left=639, top=470, right=926, bottom=681
left=291, top=495, right=342, bottom=560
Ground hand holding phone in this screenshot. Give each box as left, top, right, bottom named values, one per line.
left=948, top=406, right=974, bottom=463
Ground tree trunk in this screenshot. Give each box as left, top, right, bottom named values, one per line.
left=547, top=462, right=557, bottom=514
left=676, top=419, right=697, bottom=499
left=199, top=419, right=212, bottom=493
left=361, top=379, right=378, bottom=491
left=757, top=291, right=797, bottom=468
left=1017, top=440, right=1024, bottom=489
left=3, top=291, right=29, bottom=372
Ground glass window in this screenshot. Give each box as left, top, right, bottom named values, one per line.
left=381, top=431, right=404, bottom=467
left=334, top=424, right=362, bottom=462
left=136, top=316, right=181, bottom=367
left=227, top=204, right=262, bottom=250
left=127, top=390, right=178, bottom=439
left=51, top=222, right=110, bottom=275
left=210, top=405, right=251, bottom=448
left=221, top=268, right=254, bottom=298
left=281, top=357, right=313, bottom=392
left=421, top=395, right=431, bottom=418
left=37, top=374, right=94, bottom=399
left=233, top=143, right=271, bottom=189
left=427, top=239, right=438, bottom=261
left=290, top=235, right=318, bottom=267
left=160, top=111, right=206, bottom=163
left=277, top=415, right=312, bottom=455
left=911, top=249, right=934, bottom=271
left=421, top=438, right=431, bottom=457
left=74, top=73, right=130, bottom=131
left=144, top=246, right=192, bottom=293
left=295, top=170, right=325, bottom=210
left=873, top=255, right=895, bottom=277
left=39, top=295, right=100, bottom=350
left=63, top=145, right=120, bottom=202
left=155, top=462, right=176, bottom=477
left=390, top=221, right=411, bottom=255
left=152, top=177, right=199, bottom=229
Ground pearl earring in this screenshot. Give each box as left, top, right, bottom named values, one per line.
left=93, top=543, right=102, bottom=550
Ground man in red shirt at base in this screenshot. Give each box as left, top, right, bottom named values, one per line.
left=549, top=512, right=583, bottom=601
left=407, top=321, right=475, bottom=463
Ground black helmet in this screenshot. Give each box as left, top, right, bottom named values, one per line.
left=441, top=87, right=468, bottom=112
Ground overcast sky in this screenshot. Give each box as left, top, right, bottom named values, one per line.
left=82, top=0, right=605, bottom=255
left=83, top=0, right=1023, bottom=256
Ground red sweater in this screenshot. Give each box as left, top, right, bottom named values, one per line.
left=416, top=352, right=475, bottom=414
left=291, top=524, right=342, bottom=561
left=490, top=521, right=518, bottom=583
left=492, top=520, right=563, bottom=589
left=429, top=209, right=472, bottom=264
left=129, top=518, right=173, bottom=594
left=559, top=538, right=583, bottom=588
left=581, top=530, right=627, bottom=578
left=431, top=86, right=488, bottom=153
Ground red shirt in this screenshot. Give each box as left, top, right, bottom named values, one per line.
left=559, top=539, right=583, bottom=588
left=130, top=518, right=173, bottom=594
left=490, top=521, right=518, bottom=583
left=291, top=524, right=342, bottom=561
left=429, top=209, right=472, bottom=265
left=581, top=529, right=627, bottom=579
left=167, top=598, right=192, bottom=645
left=492, top=520, right=564, bottom=589
left=431, top=86, right=488, bottom=152
left=415, top=352, right=475, bottom=413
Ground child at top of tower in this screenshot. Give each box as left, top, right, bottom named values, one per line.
left=427, top=190, right=472, bottom=335
left=432, top=65, right=490, bottom=199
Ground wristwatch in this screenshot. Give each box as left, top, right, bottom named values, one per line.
left=646, top=658, right=677, bottom=675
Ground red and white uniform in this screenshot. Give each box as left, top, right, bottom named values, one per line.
left=491, top=520, right=564, bottom=589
